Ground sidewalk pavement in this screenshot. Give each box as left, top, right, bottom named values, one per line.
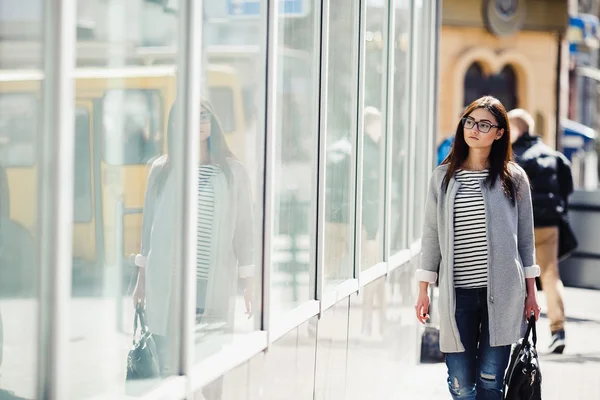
left=0, top=284, right=599, bottom=399
left=401, top=287, right=600, bottom=399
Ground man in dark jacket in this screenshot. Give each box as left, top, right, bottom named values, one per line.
left=509, top=109, right=574, bottom=354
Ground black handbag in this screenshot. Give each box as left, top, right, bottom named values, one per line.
left=126, top=306, right=160, bottom=381
left=558, top=213, right=578, bottom=261
left=504, top=316, right=542, bottom=400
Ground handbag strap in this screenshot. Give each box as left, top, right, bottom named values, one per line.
left=132, top=306, right=148, bottom=344
left=524, top=315, right=537, bottom=346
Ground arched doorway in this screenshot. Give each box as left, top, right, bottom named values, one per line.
left=463, top=62, right=486, bottom=108
left=489, top=65, right=518, bottom=111
left=463, top=62, right=519, bottom=111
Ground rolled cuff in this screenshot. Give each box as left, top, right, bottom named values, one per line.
left=238, top=264, right=255, bottom=279
left=416, top=269, right=438, bottom=283
left=135, top=254, right=147, bottom=268
left=524, top=264, right=541, bottom=278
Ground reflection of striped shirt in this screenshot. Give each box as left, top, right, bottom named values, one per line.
left=197, top=164, right=221, bottom=281
left=453, top=169, right=488, bottom=289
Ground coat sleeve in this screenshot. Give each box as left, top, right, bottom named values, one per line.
left=231, top=160, right=255, bottom=279
left=416, top=171, right=442, bottom=283
left=516, top=167, right=541, bottom=278
left=557, top=152, right=574, bottom=205
left=134, top=158, right=165, bottom=268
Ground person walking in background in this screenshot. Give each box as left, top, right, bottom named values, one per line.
left=509, top=108, right=574, bottom=354
left=415, top=96, right=541, bottom=399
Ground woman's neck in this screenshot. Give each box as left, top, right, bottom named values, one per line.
left=463, top=149, right=490, bottom=170
left=200, top=141, right=210, bottom=164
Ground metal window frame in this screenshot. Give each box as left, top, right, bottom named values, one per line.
left=383, top=0, right=396, bottom=270
left=376, top=0, right=391, bottom=269
left=262, top=0, right=279, bottom=343
left=353, top=0, right=367, bottom=289
left=309, top=0, right=325, bottom=308
left=425, top=0, right=436, bottom=175
left=315, top=0, right=330, bottom=313
left=174, top=0, right=203, bottom=384
left=419, top=0, right=435, bottom=201
left=406, top=0, right=419, bottom=246
left=38, top=1, right=76, bottom=398
left=398, top=0, right=414, bottom=252
left=348, top=0, right=361, bottom=286
left=429, top=0, right=442, bottom=174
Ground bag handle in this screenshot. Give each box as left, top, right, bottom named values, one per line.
left=132, top=305, right=148, bottom=344
left=524, top=315, right=537, bottom=347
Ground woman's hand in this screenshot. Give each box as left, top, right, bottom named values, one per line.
left=525, top=293, right=541, bottom=321
left=133, top=284, right=145, bottom=309
left=415, top=289, right=430, bottom=324
left=524, top=277, right=541, bottom=321
left=132, top=267, right=146, bottom=308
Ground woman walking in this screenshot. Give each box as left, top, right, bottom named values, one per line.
left=414, top=96, right=541, bottom=399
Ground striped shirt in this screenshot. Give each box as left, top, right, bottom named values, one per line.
left=197, top=164, right=221, bottom=281
left=453, top=169, right=489, bottom=289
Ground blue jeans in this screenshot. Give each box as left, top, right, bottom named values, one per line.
left=445, top=288, right=511, bottom=400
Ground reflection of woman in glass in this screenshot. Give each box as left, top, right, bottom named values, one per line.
left=132, top=99, right=255, bottom=377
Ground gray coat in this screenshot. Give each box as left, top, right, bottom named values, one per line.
left=416, top=163, right=541, bottom=353
left=135, top=155, right=255, bottom=336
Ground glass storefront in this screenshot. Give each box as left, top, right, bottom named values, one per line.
left=0, top=0, right=439, bottom=398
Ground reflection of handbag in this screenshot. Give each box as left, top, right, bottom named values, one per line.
left=126, top=306, right=160, bottom=381
left=419, top=286, right=445, bottom=363
left=505, top=316, right=542, bottom=400
left=558, top=214, right=578, bottom=261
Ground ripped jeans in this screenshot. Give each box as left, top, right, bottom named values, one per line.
left=445, top=288, right=511, bottom=400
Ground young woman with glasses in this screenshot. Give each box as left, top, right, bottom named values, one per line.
left=414, top=96, right=541, bottom=399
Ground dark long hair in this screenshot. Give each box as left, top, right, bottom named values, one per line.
left=442, top=96, right=517, bottom=204
left=166, top=98, right=236, bottom=182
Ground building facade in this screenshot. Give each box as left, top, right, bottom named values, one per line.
left=437, top=0, right=569, bottom=150
left=0, top=0, right=440, bottom=399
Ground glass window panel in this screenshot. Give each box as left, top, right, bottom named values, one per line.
left=74, top=107, right=93, bottom=223
left=323, top=0, right=359, bottom=286
left=0, top=94, right=38, bottom=167
left=192, top=0, right=265, bottom=366
left=69, top=1, right=183, bottom=397
left=271, top=3, right=318, bottom=315
left=260, top=317, right=318, bottom=399
left=0, top=12, right=42, bottom=399
left=101, top=89, right=163, bottom=165
left=390, top=0, right=412, bottom=254
left=346, top=278, right=388, bottom=398
left=360, top=1, right=388, bottom=270
left=314, top=298, right=349, bottom=399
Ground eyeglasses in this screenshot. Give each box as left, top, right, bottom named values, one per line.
left=462, top=118, right=499, bottom=133
left=200, top=109, right=211, bottom=123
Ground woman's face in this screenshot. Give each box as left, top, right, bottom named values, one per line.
left=200, top=107, right=212, bottom=141
left=462, top=108, right=503, bottom=150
